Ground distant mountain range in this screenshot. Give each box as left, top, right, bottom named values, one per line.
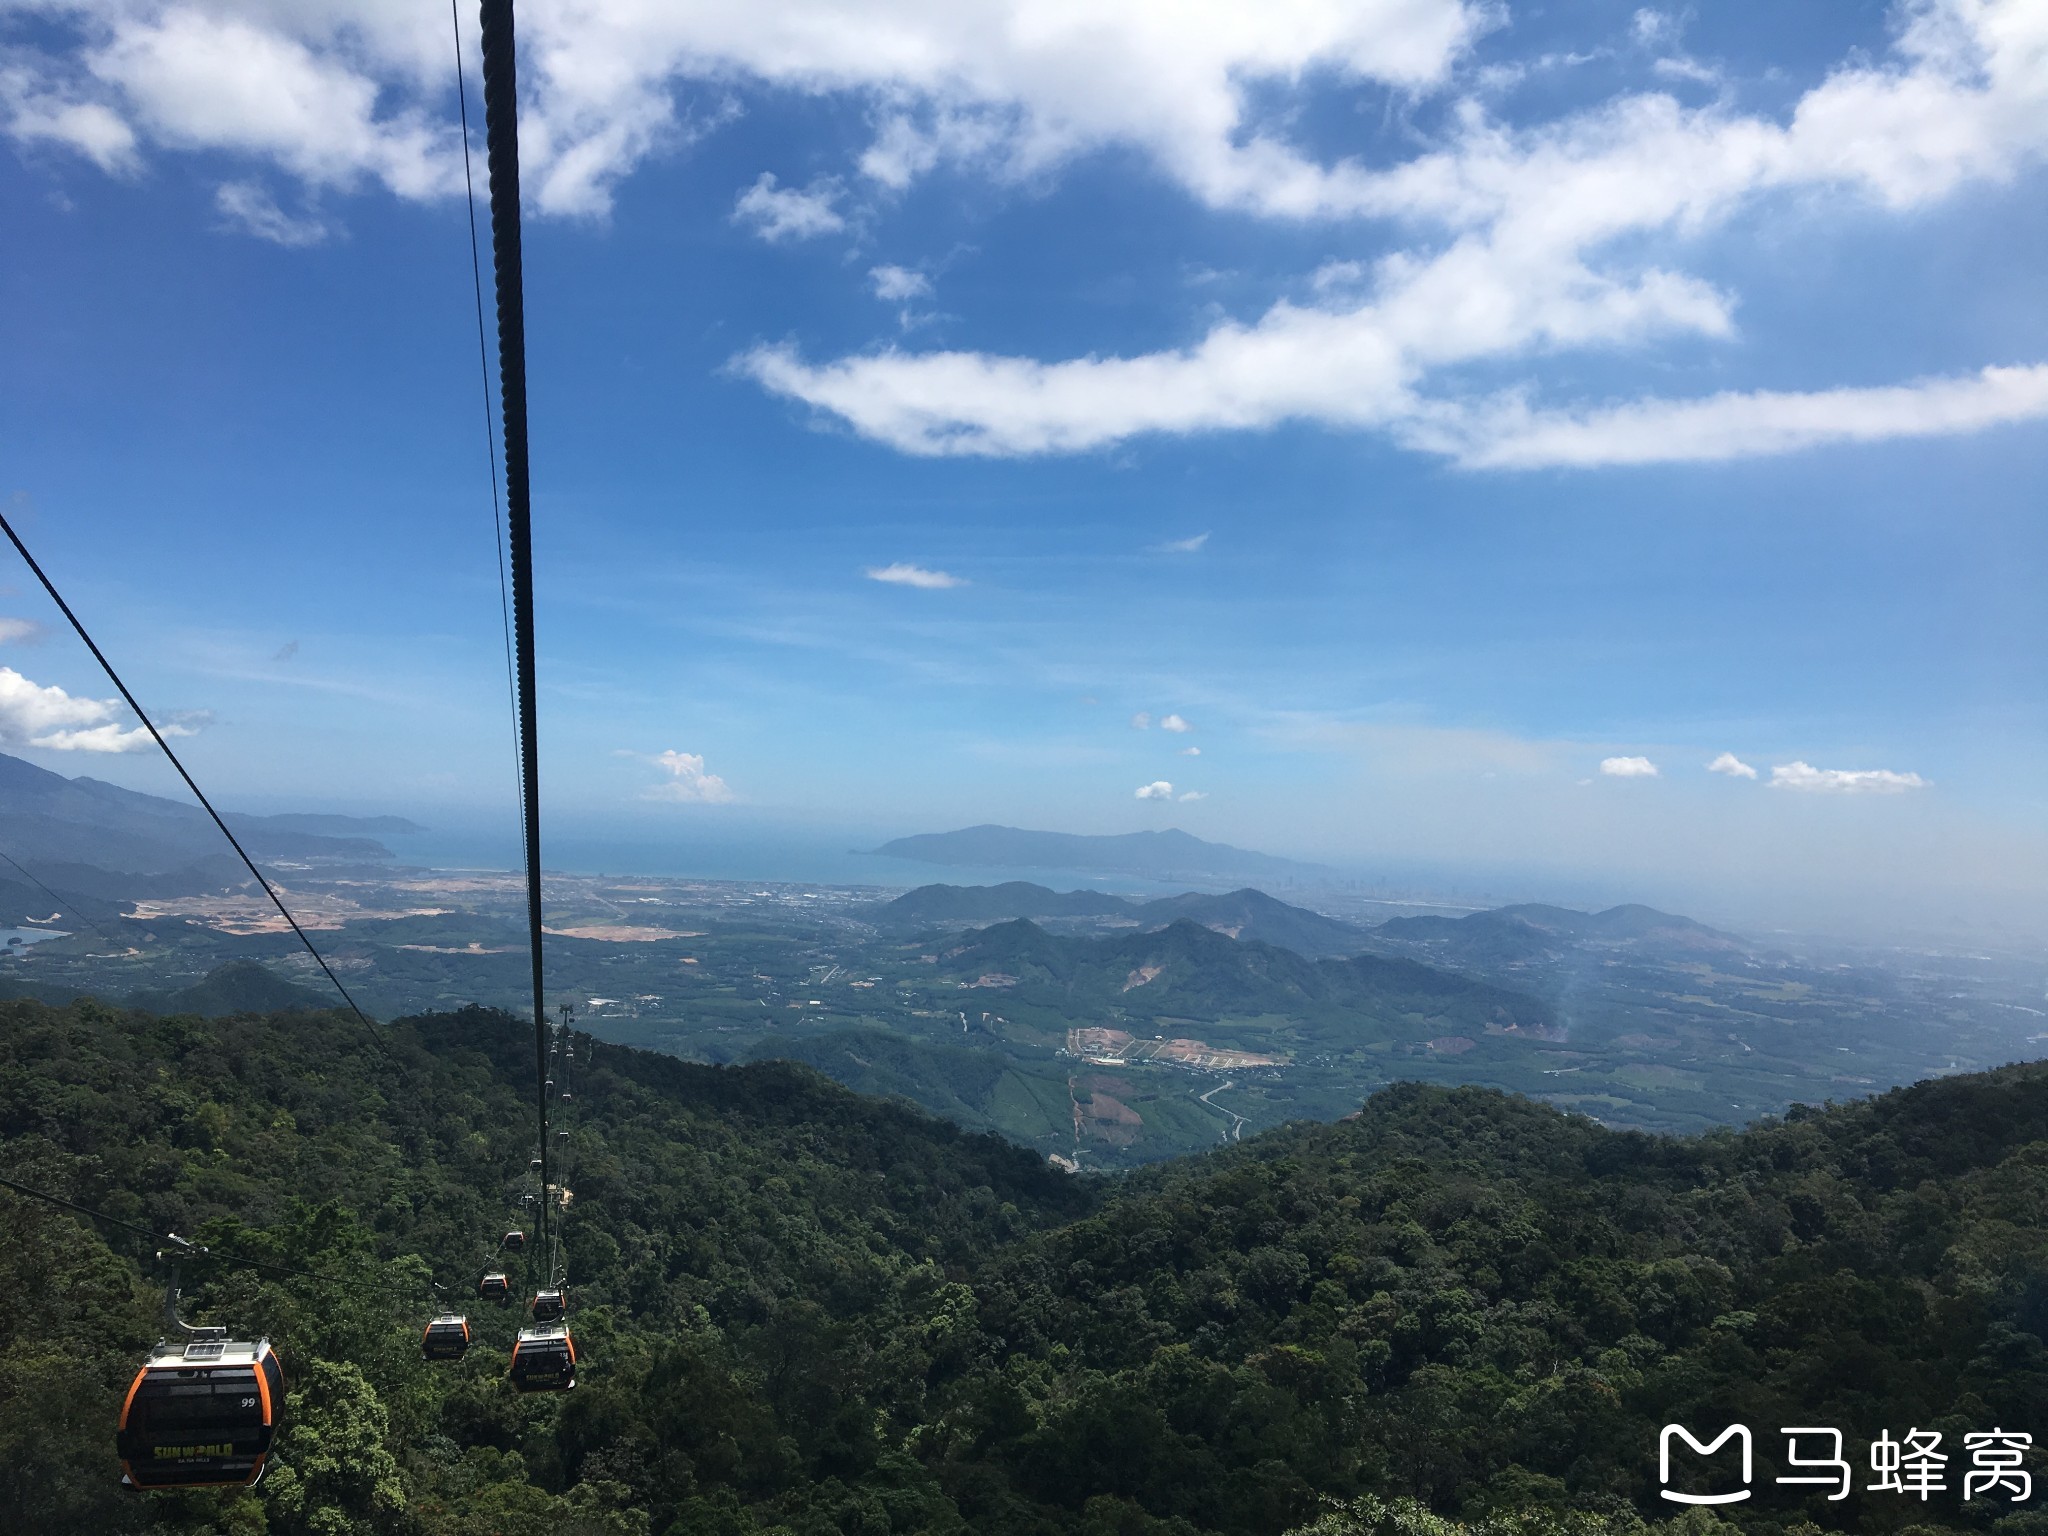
left=0, top=750, right=423, bottom=908
left=1367, top=901, right=1742, bottom=970
left=933, top=916, right=1551, bottom=1036
left=870, top=881, right=1369, bottom=958
left=865, top=825, right=1331, bottom=885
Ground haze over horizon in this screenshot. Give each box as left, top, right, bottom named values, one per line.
left=6, top=0, right=2048, bottom=944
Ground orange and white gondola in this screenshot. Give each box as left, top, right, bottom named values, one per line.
left=421, top=1314, right=473, bottom=1361
left=115, top=1334, right=284, bottom=1491
left=508, top=1324, right=575, bottom=1393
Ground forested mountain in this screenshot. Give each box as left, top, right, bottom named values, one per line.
left=871, top=884, right=1369, bottom=958
left=934, top=918, right=1549, bottom=1038
left=5, top=993, right=2043, bottom=1536
left=1130, top=889, right=1368, bottom=958
left=873, top=882, right=1135, bottom=924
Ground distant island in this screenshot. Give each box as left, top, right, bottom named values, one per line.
left=864, top=825, right=1331, bottom=885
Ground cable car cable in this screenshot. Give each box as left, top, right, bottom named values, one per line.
left=0, top=511, right=394, bottom=1065
left=450, top=0, right=528, bottom=864
left=0, top=1174, right=354, bottom=1288
left=477, top=0, right=556, bottom=1287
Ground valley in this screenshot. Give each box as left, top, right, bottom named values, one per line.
left=6, top=849, right=2043, bottom=1167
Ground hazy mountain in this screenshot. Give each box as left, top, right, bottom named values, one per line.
left=239, top=811, right=426, bottom=837
left=870, top=881, right=1370, bottom=958
left=0, top=750, right=414, bottom=891
left=1371, top=900, right=1742, bottom=969
left=125, top=958, right=336, bottom=1017
left=1131, top=887, right=1368, bottom=957
left=866, top=824, right=1329, bottom=884
left=873, top=881, right=1133, bottom=924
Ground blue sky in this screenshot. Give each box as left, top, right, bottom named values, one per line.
left=4, top=0, right=2047, bottom=939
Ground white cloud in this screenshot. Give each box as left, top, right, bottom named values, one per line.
left=1425, top=364, right=2048, bottom=469
left=215, top=181, right=329, bottom=246
left=11, top=0, right=2048, bottom=467
left=1707, top=751, right=1758, bottom=779
left=1153, top=532, right=1210, bottom=553
left=1177, top=789, right=1207, bottom=801
left=1599, top=755, right=1659, bottom=778
left=10, top=0, right=1484, bottom=218
left=1159, top=713, right=1193, bottom=733
left=1135, top=780, right=1174, bottom=800
left=0, top=618, right=46, bottom=645
left=865, top=561, right=964, bottom=589
left=1129, top=712, right=1151, bottom=730
left=87, top=9, right=458, bottom=200
left=0, top=664, right=197, bottom=752
left=870, top=264, right=932, bottom=301
left=737, top=0, right=2048, bottom=464
left=648, top=749, right=735, bottom=803
left=733, top=173, right=846, bottom=242
left=1181, top=745, right=1201, bottom=756
left=0, top=66, right=137, bottom=172
left=1770, top=760, right=1929, bottom=794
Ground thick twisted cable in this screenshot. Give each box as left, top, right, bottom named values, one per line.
left=477, top=0, right=553, bottom=1276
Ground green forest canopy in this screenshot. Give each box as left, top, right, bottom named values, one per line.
left=2, top=995, right=2044, bottom=1536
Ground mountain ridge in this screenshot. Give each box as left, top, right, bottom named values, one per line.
left=869, top=879, right=1370, bottom=956
left=0, top=749, right=421, bottom=892
left=866, top=823, right=1331, bottom=884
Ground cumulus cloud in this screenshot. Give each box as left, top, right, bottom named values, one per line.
left=0, top=664, right=197, bottom=752
left=0, top=66, right=137, bottom=171
left=215, top=180, right=329, bottom=246
left=0, top=618, right=46, bottom=645
left=1159, top=713, right=1193, bottom=733
left=1180, top=745, right=1201, bottom=756
left=1707, top=751, right=1758, bottom=779
left=1135, top=780, right=1174, bottom=800
left=1153, top=532, right=1210, bottom=553
left=0, top=0, right=1484, bottom=219
left=12, top=0, right=2048, bottom=467
left=1178, top=789, right=1207, bottom=801
left=733, top=0, right=2048, bottom=464
left=647, top=749, right=735, bottom=804
left=1599, top=755, right=1659, bottom=778
left=733, top=173, right=846, bottom=242
left=865, top=562, right=964, bottom=589
left=870, top=265, right=932, bottom=301
left=1770, top=760, right=1929, bottom=794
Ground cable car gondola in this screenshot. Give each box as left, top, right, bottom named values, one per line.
left=421, top=1315, right=472, bottom=1362
left=500, top=1230, right=526, bottom=1253
left=529, top=1285, right=567, bottom=1324
left=478, top=1271, right=512, bottom=1304
left=115, top=1334, right=283, bottom=1490
left=508, top=1325, right=575, bottom=1393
